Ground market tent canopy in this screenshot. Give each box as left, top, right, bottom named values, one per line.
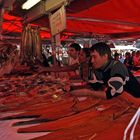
left=1, top=0, right=140, bottom=40
left=66, top=0, right=140, bottom=39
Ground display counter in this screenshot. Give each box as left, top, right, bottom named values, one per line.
left=0, top=66, right=140, bottom=140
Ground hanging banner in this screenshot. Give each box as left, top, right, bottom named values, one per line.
left=49, top=5, right=66, bottom=36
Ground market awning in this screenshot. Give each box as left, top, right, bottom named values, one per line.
left=1, top=0, right=140, bottom=40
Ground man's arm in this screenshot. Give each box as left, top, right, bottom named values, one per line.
left=70, top=88, right=106, bottom=99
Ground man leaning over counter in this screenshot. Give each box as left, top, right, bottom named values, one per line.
left=71, top=42, right=140, bottom=99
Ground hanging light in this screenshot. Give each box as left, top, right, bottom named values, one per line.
left=22, top=0, right=41, bottom=10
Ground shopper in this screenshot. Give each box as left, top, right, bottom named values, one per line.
left=71, top=42, right=140, bottom=99
left=78, top=48, right=91, bottom=81
left=67, top=43, right=81, bottom=77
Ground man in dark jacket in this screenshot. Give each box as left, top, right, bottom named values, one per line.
left=89, top=42, right=140, bottom=99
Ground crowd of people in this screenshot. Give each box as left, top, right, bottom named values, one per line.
left=113, top=50, right=140, bottom=71
left=42, top=42, right=140, bottom=99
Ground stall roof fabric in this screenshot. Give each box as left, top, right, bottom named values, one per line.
left=2, top=0, right=140, bottom=40
left=66, top=0, right=140, bottom=39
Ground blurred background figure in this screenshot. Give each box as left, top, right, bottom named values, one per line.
left=67, top=43, right=81, bottom=77
left=119, top=53, right=125, bottom=63
left=42, top=48, right=50, bottom=67
left=78, top=48, right=91, bottom=81
left=124, top=52, right=133, bottom=71
left=133, top=50, right=140, bottom=66
left=67, top=43, right=81, bottom=65
left=113, top=52, right=120, bottom=61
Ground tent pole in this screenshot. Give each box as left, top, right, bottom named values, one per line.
left=51, top=35, right=57, bottom=66
left=67, top=17, right=140, bottom=27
